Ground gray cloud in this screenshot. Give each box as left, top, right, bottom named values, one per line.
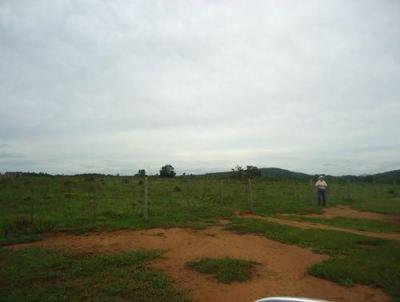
left=0, top=151, right=23, bottom=159
left=0, top=0, right=399, bottom=175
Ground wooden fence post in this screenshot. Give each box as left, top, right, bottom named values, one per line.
left=247, top=178, right=253, bottom=212
left=144, top=177, right=149, bottom=221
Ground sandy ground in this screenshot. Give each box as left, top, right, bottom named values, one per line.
left=9, top=226, right=389, bottom=302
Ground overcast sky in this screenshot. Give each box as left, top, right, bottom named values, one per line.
left=1, top=0, right=399, bottom=176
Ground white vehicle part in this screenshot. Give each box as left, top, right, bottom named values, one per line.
left=255, top=297, right=331, bottom=302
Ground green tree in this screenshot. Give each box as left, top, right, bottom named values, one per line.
left=231, top=166, right=244, bottom=178
left=245, top=166, right=261, bottom=178
left=136, top=169, right=146, bottom=177
left=159, top=165, right=176, bottom=178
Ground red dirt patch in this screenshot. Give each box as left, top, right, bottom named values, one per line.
left=239, top=213, right=400, bottom=241
left=305, top=205, right=400, bottom=224
left=8, top=227, right=388, bottom=302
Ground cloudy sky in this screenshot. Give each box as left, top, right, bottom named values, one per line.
left=1, top=0, right=399, bottom=175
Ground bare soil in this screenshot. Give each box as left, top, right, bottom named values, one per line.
left=303, top=205, right=400, bottom=224
left=8, top=226, right=389, bottom=302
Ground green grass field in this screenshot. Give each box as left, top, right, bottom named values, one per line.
left=0, top=247, right=189, bottom=302
left=1, top=175, right=399, bottom=241
left=1, top=175, right=400, bottom=301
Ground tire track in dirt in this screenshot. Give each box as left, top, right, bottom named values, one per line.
left=298, top=205, right=400, bottom=224
left=7, top=227, right=388, bottom=302
left=237, top=213, right=400, bottom=241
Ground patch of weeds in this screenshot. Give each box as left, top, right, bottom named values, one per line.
left=63, top=180, right=74, bottom=186
left=387, top=188, right=396, bottom=195
left=186, top=257, right=258, bottom=283
left=2, top=216, right=35, bottom=238
left=309, top=262, right=355, bottom=287
left=100, top=210, right=126, bottom=219
left=355, top=238, right=382, bottom=247
left=173, top=186, right=182, bottom=193
left=0, top=247, right=189, bottom=302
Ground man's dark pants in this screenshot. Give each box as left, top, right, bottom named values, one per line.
left=317, top=189, right=326, bottom=206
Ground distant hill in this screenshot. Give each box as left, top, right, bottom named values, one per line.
left=205, top=168, right=400, bottom=183
left=369, top=169, right=400, bottom=183
left=259, top=167, right=310, bottom=179
left=206, top=167, right=311, bottom=179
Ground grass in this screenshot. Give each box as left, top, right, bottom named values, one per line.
left=279, top=215, right=400, bottom=233
left=0, top=234, right=42, bottom=246
left=349, top=197, right=400, bottom=214
left=1, top=175, right=400, bottom=242
left=0, top=247, right=189, bottom=302
left=226, top=218, right=400, bottom=301
left=186, top=257, right=258, bottom=283
left=0, top=175, right=400, bottom=301
left=1, top=175, right=400, bottom=300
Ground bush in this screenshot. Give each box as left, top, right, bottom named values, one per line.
left=186, top=257, right=257, bottom=283
left=173, top=186, right=182, bottom=192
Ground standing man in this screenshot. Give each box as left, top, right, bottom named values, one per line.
left=315, top=175, right=328, bottom=206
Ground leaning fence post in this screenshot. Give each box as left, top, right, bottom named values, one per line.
left=247, top=178, right=253, bottom=212
left=144, top=176, right=149, bottom=221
